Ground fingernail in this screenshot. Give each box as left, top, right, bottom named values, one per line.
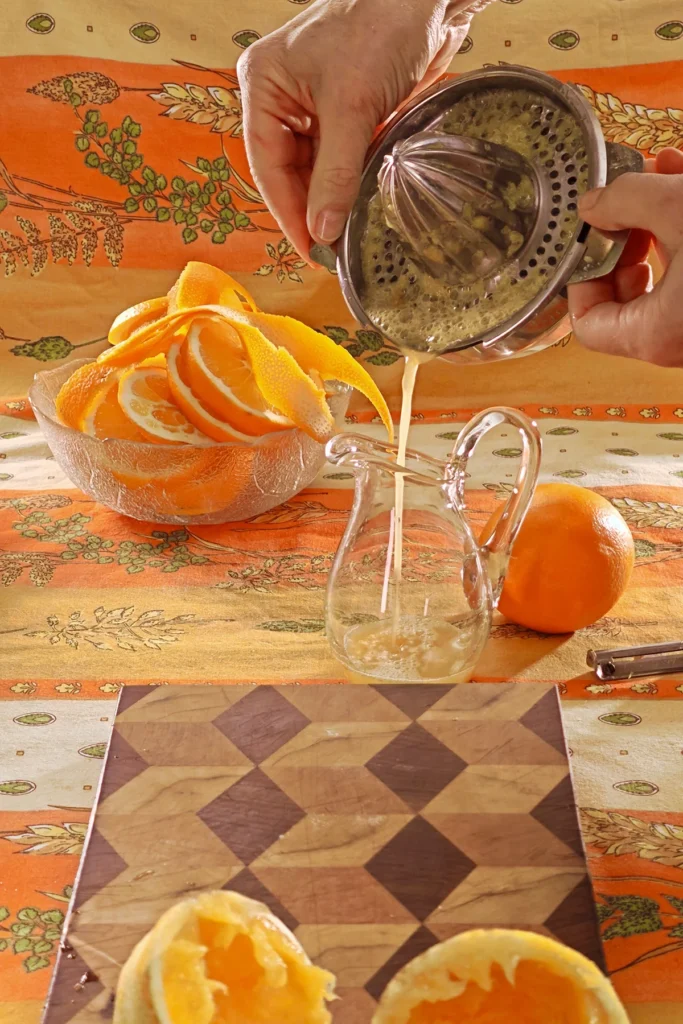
left=314, top=208, right=347, bottom=244
left=578, top=188, right=604, bottom=214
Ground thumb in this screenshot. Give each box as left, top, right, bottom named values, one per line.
left=307, top=99, right=377, bottom=245
left=579, top=173, right=683, bottom=255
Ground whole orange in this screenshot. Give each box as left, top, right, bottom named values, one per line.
left=484, top=483, right=634, bottom=634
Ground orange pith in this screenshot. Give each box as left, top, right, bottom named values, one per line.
left=81, top=372, right=158, bottom=443
left=484, top=482, right=635, bottom=634
left=166, top=341, right=256, bottom=443
left=168, top=261, right=258, bottom=314
left=406, top=961, right=604, bottom=1023
left=182, top=317, right=293, bottom=436
left=372, top=929, right=627, bottom=1024
left=117, top=362, right=215, bottom=446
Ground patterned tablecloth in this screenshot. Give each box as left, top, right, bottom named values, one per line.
left=1, top=2, right=683, bottom=1022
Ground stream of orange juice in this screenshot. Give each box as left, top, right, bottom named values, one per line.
left=342, top=352, right=477, bottom=684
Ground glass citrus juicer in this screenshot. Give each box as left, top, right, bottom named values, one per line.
left=325, top=409, right=540, bottom=684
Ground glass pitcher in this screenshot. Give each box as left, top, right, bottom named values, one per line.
left=325, top=408, right=541, bottom=684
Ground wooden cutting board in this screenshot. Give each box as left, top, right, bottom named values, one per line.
left=43, top=682, right=602, bottom=1023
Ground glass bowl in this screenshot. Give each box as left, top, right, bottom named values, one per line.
left=29, top=359, right=350, bottom=525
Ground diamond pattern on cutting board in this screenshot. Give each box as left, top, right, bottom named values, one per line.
left=546, top=875, right=605, bottom=968
left=263, top=765, right=412, bottom=815
left=365, top=925, right=439, bottom=1001
left=43, top=682, right=603, bottom=1024
left=253, top=867, right=417, bottom=924
left=223, top=868, right=299, bottom=933
left=372, top=683, right=453, bottom=720
left=214, top=685, right=309, bottom=762
left=422, top=719, right=566, bottom=765
left=98, top=728, right=148, bottom=803
left=531, top=773, right=587, bottom=856
left=425, top=866, right=588, bottom=928
left=366, top=816, right=475, bottom=921
left=72, top=828, right=127, bottom=908
left=198, top=767, right=305, bottom=863
left=521, top=686, right=568, bottom=755
left=366, top=722, right=467, bottom=812
left=117, top=721, right=250, bottom=767
left=425, top=813, right=583, bottom=868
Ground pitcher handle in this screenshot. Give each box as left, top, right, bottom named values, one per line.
left=449, top=407, right=541, bottom=604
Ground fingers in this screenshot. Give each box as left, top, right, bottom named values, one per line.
left=570, top=287, right=660, bottom=361
left=614, top=261, right=653, bottom=303
left=307, top=95, right=378, bottom=245
left=655, top=147, right=683, bottom=174
left=619, top=228, right=652, bottom=267
left=238, top=53, right=315, bottom=258
left=579, top=173, right=683, bottom=256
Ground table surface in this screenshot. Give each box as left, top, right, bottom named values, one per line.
left=43, top=682, right=603, bottom=1022
left=2, top=2, right=683, bottom=1023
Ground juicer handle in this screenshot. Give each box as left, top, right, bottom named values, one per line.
left=449, top=408, right=541, bottom=604
left=568, top=143, right=645, bottom=285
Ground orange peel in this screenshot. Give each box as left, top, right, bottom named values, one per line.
left=108, top=296, right=169, bottom=346
left=168, top=261, right=258, bottom=314
left=166, top=340, right=257, bottom=443
left=117, top=361, right=215, bottom=446
left=97, top=304, right=393, bottom=440
left=181, top=317, right=293, bottom=436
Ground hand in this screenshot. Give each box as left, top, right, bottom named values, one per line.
left=237, top=0, right=492, bottom=259
left=568, top=148, right=683, bottom=366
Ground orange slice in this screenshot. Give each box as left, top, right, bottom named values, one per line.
left=182, top=317, right=294, bottom=437
left=219, top=308, right=393, bottom=440
left=109, top=296, right=169, bottom=346
left=81, top=371, right=159, bottom=442
left=117, top=361, right=216, bottom=446
left=55, top=360, right=117, bottom=429
left=168, top=261, right=258, bottom=314
left=166, top=341, right=256, bottom=443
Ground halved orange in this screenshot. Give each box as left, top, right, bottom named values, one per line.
left=113, top=890, right=335, bottom=1024
left=117, top=361, right=215, bottom=446
left=166, top=340, right=256, bottom=443
left=168, top=261, right=258, bottom=314
left=182, top=317, right=295, bottom=437
left=372, top=929, right=628, bottom=1023
left=109, top=296, right=169, bottom=347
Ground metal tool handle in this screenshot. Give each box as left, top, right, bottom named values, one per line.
left=569, top=143, right=645, bottom=285
left=588, top=641, right=683, bottom=681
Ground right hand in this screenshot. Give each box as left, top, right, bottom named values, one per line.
left=568, top=148, right=683, bottom=366
left=237, top=0, right=494, bottom=259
